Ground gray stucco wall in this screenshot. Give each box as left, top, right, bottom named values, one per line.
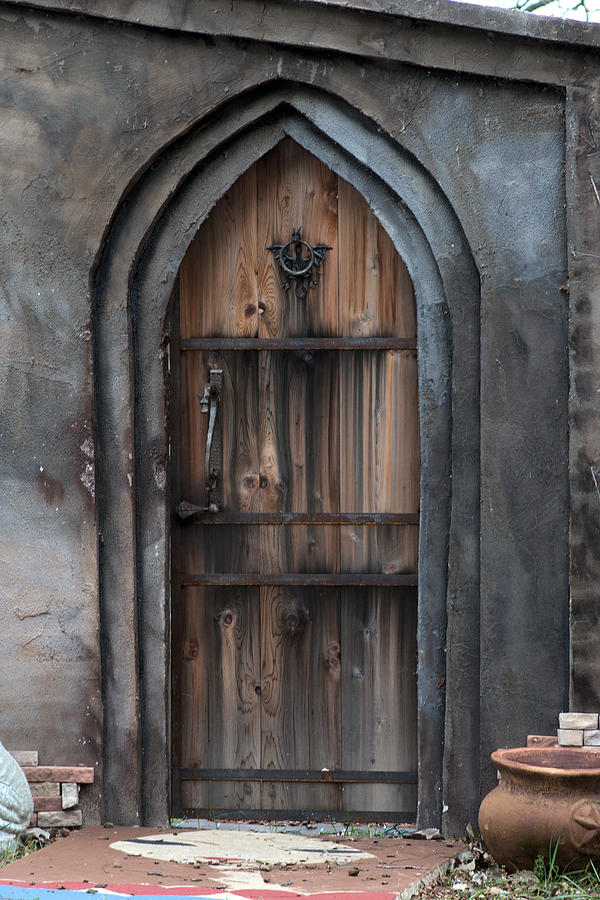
left=0, top=0, right=596, bottom=832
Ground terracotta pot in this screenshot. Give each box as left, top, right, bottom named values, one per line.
left=479, top=747, right=600, bottom=869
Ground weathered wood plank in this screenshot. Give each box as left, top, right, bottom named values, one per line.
left=176, top=587, right=261, bottom=811
left=257, top=139, right=338, bottom=338
left=260, top=586, right=341, bottom=811
left=340, top=587, right=418, bottom=813
left=180, top=166, right=258, bottom=339
left=258, top=349, right=340, bottom=581
left=340, top=350, right=419, bottom=573
left=338, top=178, right=416, bottom=339
left=258, top=351, right=339, bottom=510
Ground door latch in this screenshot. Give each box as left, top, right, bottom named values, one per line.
left=177, top=368, right=223, bottom=519
left=200, top=369, right=223, bottom=496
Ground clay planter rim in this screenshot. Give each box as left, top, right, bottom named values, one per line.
left=492, top=746, right=600, bottom=779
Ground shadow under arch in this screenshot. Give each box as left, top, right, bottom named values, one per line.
left=93, top=83, right=480, bottom=831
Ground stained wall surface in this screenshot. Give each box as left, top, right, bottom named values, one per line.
left=0, top=0, right=596, bottom=832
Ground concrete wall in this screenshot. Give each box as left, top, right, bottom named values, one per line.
left=0, top=0, right=598, bottom=832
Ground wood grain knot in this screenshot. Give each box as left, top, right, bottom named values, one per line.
left=278, top=603, right=309, bottom=636
left=325, top=641, right=341, bottom=675
left=286, top=612, right=300, bottom=632
left=183, top=639, right=199, bottom=660
left=244, top=304, right=256, bottom=318
left=215, top=608, right=236, bottom=628
left=243, top=475, right=258, bottom=490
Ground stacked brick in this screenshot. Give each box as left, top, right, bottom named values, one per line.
left=526, top=713, right=600, bottom=749
left=10, top=751, right=94, bottom=828
left=557, top=712, right=600, bottom=747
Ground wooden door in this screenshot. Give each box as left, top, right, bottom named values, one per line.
left=171, top=139, right=419, bottom=820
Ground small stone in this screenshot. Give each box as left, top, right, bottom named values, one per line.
left=10, top=751, right=39, bottom=766
left=559, top=712, right=598, bottom=730
left=412, top=827, right=443, bottom=840
left=348, top=867, right=359, bottom=876
left=29, top=783, right=60, bottom=798
left=38, top=809, right=82, bottom=827
left=557, top=728, right=584, bottom=746
left=23, top=827, right=50, bottom=844
left=457, top=860, right=475, bottom=873
left=584, top=730, right=600, bottom=746
left=61, top=783, right=79, bottom=810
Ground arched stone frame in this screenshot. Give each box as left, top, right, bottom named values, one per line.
left=93, top=84, right=480, bottom=831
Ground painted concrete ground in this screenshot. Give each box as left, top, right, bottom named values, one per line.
left=0, top=826, right=461, bottom=900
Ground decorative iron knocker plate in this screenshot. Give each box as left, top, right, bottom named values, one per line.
left=268, top=226, right=331, bottom=300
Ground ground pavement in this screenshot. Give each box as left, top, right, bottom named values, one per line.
left=0, top=823, right=461, bottom=900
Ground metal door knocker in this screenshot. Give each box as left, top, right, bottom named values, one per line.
left=267, top=226, right=331, bottom=300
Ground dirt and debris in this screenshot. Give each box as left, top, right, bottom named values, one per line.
left=415, top=837, right=600, bottom=900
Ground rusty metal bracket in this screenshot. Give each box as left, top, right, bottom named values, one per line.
left=176, top=499, right=220, bottom=519
left=267, top=226, right=331, bottom=300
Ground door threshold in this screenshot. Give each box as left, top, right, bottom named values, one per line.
left=172, top=813, right=417, bottom=831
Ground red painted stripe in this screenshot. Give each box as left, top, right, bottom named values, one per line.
left=0, top=880, right=399, bottom=900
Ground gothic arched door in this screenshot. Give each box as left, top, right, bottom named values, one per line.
left=171, top=138, right=419, bottom=820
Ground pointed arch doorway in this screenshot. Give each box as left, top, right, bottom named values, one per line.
left=170, top=138, right=420, bottom=820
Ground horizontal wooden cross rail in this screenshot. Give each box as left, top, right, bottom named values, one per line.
left=180, top=337, right=417, bottom=351
left=179, top=768, right=418, bottom=784
left=178, top=573, right=418, bottom=586
left=183, top=512, right=420, bottom=525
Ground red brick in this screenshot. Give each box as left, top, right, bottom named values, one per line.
left=33, top=797, right=63, bottom=812
left=23, top=766, right=94, bottom=784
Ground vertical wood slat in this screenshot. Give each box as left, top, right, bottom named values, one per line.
left=341, top=587, right=418, bottom=813
left=176, top=587, right=262, bottom=811
left=339, top=350, right=419, bottom=576
left=260, top=587, right=341, bottom=811
left=257, top=138, right=339, bottom=338
left=338, top=178, right=417, bottom=339
left=179, top=166, right=259, bottom=339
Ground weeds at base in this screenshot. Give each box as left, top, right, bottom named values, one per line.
left=0, top=836, right=45, bottom=869
left=421, top=849, right=600, bottom=899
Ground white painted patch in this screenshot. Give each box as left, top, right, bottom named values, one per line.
left=111, top=829, right=373, bottom=868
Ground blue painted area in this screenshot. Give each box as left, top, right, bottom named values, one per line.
left=0, top=889, right=215, bottom=900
